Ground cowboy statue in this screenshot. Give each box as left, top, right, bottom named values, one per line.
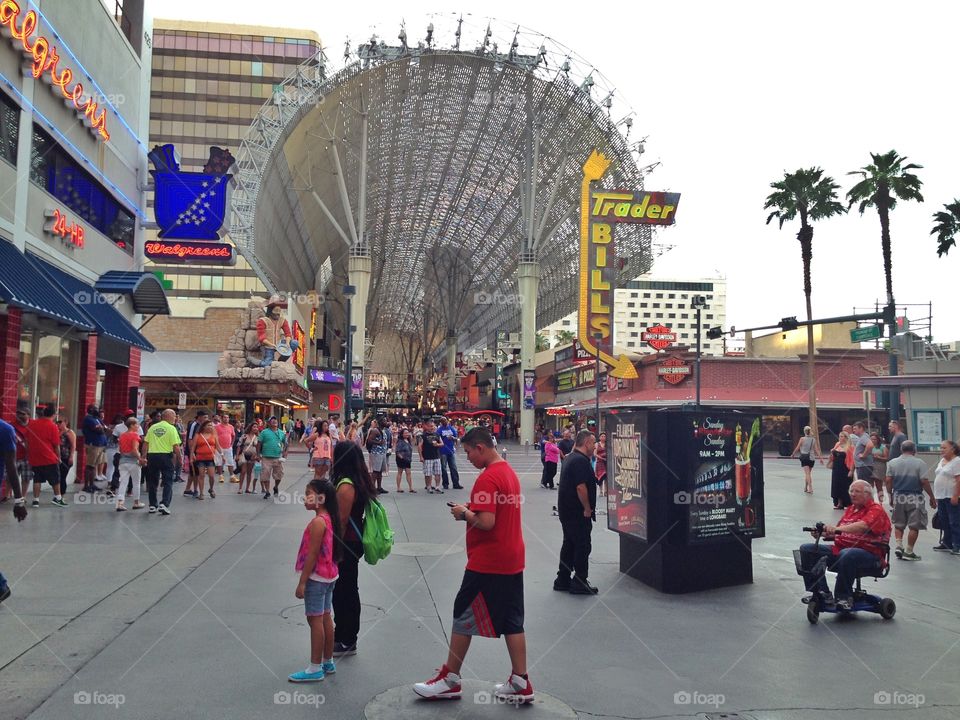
left=257, top=295, right=299, bottom=367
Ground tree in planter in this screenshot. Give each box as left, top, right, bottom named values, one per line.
left=764, top=167, right=846, bottom=445
left=554, top=329, right=575, bottom=347
left=535, top=333, right=551, bottom=352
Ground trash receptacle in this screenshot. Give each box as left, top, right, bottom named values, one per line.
left=778, top=439, right=791, bottom=457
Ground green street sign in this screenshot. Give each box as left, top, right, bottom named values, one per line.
left=850, top=324, right=882, bottom=342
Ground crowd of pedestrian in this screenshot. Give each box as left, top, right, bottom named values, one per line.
left=796, top=419, right=960, bottom=563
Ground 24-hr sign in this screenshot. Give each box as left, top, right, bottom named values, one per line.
left=642, top=325, right=676, bottom=351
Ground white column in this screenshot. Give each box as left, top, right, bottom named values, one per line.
left=348, top=252, right=371, bottom=369
left=12, top=73, right=36, bottom=252
left=517, top=261, right=541, bottom=446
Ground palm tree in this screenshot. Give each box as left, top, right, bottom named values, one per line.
left=555, top=329, right=575, bottom=347
left=932, top=199, right=960, bottom=257
left=846, top=150, right=924, bottom=307
left=535, top=333, right=551, bottom=352
left=846, top=150, right=923, bottom=421
left=764, top=168, right=846, bottom=443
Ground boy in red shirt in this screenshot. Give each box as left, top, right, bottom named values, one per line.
left=25, top=406, right=67, bottom=507
left=413, top=427, right=533, bottom=704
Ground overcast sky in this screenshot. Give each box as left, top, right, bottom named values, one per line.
left=158, top=0, right=960, bottom=342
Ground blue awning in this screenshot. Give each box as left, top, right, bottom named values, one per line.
left=95, top=271, right=171, bottom=315
left=28, top=255, right=155, bottom=352
left=0, top=239, right=94, bottom=330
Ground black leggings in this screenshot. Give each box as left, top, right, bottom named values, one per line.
left=333, top=540, right=363, bottom=645
left=540, top=461, right=557, bottom=488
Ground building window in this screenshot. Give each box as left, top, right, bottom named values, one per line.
left=652, top=303, right=660, bottom=308
left=656, top=293, right=663, bottom=299
left=630, top=332, right=638, bottom=337
left=677, top=323, right=685, bottom=328
left=251, top=61, right=263, bottom=76
left=0, top=91, right=19, bottom=165
left=630, top=312, right=638, bottom=318
left=665, top=303, right=673, bottom=309
left=706, top=314, right=714, bottom=319
left=643, top=293, right=650, bottom=299
left=562, top=319, right=571, bottom=326
left=668, top=293, right=675, bottom=299
left=30, top=126, right=135, bottom=252
left=668, top=313, right=676, bottom=319
left=200, top=274, right=224, bottom=293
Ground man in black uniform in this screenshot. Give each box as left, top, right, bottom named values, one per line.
left=555, top=430, right=598, bottom=595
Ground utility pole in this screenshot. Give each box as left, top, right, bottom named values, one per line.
left=692, top=295, right=708, bottom=410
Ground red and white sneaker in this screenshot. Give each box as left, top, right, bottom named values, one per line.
left=494, top=672, right=534, bottom=704
left=413, top=665, right=462, bottom=700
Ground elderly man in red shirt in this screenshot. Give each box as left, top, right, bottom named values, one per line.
left=798, top=479, right=891, bottom=609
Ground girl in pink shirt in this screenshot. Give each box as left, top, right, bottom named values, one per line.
left=290, top=478, right=341, bottom=683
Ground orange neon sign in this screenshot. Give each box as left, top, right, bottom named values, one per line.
left=0, top=1, right=110, bottom=142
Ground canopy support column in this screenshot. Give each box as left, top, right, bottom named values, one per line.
left=518, top=260, right=540, bottom=446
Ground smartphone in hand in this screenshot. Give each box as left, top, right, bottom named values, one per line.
left=447, top=501, right=457, bottom=507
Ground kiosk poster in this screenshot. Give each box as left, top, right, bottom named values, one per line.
left=687, top=415, right=765, bottom=543
left=607, top=412, right=646, bottom=539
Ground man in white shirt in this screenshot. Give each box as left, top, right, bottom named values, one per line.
left=328, top=414, right=340, bottom=443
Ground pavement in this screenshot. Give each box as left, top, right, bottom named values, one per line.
left=1, top=445, right=958, bottom=719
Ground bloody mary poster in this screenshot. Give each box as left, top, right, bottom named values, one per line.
left=686, top=414, right=765, bottom=543
left=607, top=412, right=646, bottom=540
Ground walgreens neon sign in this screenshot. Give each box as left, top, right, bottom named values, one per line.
left=144, top=241, right=236, bottom=265
left=0, top=1, right=110, bottom=141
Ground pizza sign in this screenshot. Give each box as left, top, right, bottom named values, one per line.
left=642, top=325, right=677, bottom=351
left=657, top=357, right=691, bottom=385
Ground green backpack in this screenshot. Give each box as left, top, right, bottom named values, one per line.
left=337, top=479, right=394, bottom=565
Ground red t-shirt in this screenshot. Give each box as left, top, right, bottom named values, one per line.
left=215, top=422, right=235, bottom=449
left=25, top=418, right=60, bottom=467
left=466, top=460, right=525, bottom=575
left=834, top=501, right=891, bottom=559
left=119, top=431, right=141, bottom=455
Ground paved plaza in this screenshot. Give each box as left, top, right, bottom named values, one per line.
left=1, top=445, right=958, bottom=720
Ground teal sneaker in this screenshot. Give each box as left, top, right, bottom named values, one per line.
left=288, top=669, right=324, bottom=683
left=321, top=660, right=336, bottom=675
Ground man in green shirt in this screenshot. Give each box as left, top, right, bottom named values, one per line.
left=257, top=416, right=288, bottom=498
left=143, top=409, right=183, bottom=515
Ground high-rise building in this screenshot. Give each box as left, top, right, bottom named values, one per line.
left=146, top=19, right=321, bottom=304
left=540, top=275, right=729, bottom=356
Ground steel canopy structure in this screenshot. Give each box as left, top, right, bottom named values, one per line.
left=231, top=15, right=654, bottom=366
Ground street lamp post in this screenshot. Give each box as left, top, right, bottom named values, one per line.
left=691, top=295, right=708, bottom=410
left=594, top=331, right=602, bottom=436
left=343, top=284, right=356, bottom=420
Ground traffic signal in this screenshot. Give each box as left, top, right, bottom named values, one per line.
left=706, top=326, right=724, bottom=340
left=779, top=317, right=799, bottom=331
left=895, top=316, right=910, bottom=333
left=882, top=303, right=896, bottom=326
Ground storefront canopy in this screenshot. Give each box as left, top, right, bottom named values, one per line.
left=95, top=271, right=171, bottom=315
left=0, top=239, right=94, bottom=330
left=29, top=256, right=155, bottom=352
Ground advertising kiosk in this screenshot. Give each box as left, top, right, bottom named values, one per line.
left=608, top=410, right=765, bottom=593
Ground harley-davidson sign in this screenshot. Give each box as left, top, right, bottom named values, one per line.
left=657, top=357, right=691, bottom=385
left=642, top=325, right=677, bottom=351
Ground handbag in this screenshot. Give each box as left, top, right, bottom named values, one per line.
left=932, top=510, right=941, bottom=530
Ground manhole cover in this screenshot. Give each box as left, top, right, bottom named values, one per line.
left=364, top=681, right=577, bottom=719
left=390, top=542, right=464, bottom=557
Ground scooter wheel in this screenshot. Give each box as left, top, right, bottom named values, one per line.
left=878, top=597, right=896, bottom=620
left=806, top=600, right=820, bottom=624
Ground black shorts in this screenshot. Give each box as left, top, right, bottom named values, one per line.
left=32, top=464, right=60, bottom=486
left=452, top=570, right=524, bottom=638
left=799, top=455, right=815, bottom=468
left=194, top=460, right=215, bottom=469
left=396, top=458, right=411, bottom=469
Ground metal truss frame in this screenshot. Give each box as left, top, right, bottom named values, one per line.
left=230, top=15, right=654, bottom=354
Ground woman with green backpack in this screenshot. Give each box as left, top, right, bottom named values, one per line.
left=331, top=441, right=378, bottom=656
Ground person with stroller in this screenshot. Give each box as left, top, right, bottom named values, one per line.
left=796, top=479, right=891, bottom=610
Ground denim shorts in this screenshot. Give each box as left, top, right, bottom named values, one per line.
left=304, top=578, right=336, bottom=616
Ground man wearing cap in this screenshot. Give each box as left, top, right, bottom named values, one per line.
left=81, top=404, right=108, bottom=493
left=257, top=296, right=300, bottom=367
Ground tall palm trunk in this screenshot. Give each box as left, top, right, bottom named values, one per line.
left=877, top=191, right=898, bottom=423
left=798, top=220, right=818, bottom=449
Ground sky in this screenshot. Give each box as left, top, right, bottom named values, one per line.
left=157, top=0, right=960, bottom=342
